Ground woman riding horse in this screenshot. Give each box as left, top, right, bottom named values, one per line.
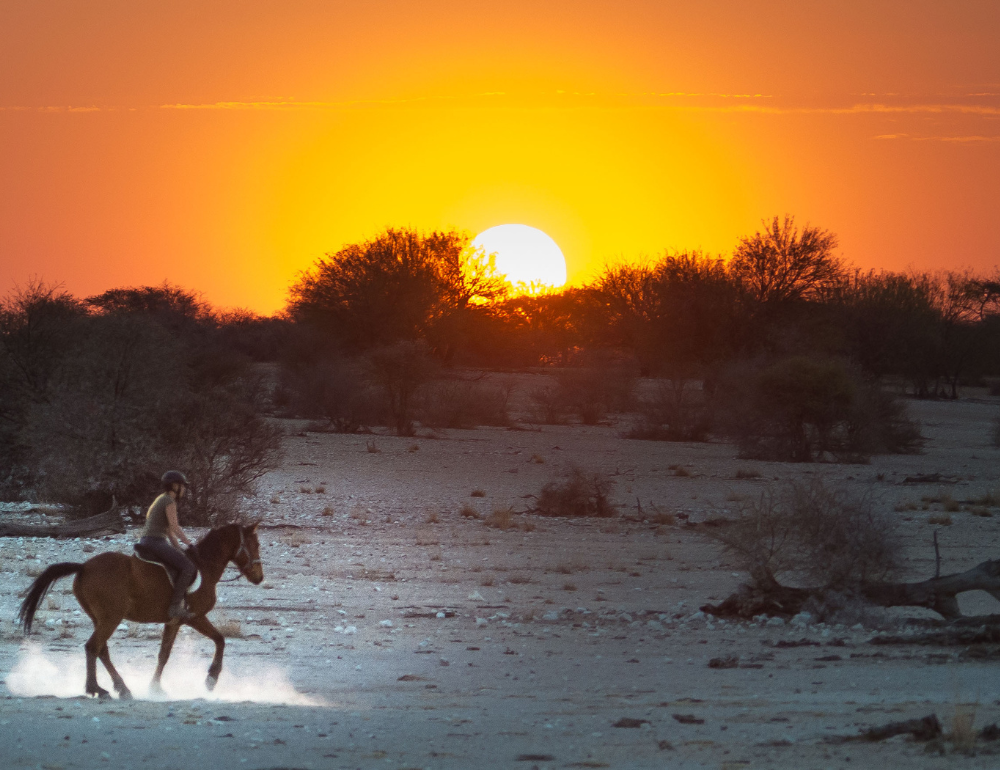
left=19, top=515, right=264, bottom=700
left=137, top=470, right=197, bottom=620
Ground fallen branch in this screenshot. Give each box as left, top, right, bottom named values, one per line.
left=0, top=504, right=124, bottom=538
left=703, top=558, right=1000, bottom=622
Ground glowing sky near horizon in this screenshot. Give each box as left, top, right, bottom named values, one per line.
left=1, top=1, right=998, bottom=313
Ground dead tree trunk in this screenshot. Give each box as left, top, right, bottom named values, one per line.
left=0, top=503, right=124, bottom=538
left=703, top=559, right=1000, bottom=621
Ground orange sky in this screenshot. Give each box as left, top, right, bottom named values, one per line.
left=2, top=1, right=998, bottom=313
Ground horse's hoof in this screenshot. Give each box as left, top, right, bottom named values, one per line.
left=149, top=681, right=164, bottom=696
left=206, top=676, right=218, bottom=692
left=96, top=690, right=111, bottom=701
left=118, top=690, right=133, bottom=700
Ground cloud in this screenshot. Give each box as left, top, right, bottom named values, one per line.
left=876, top=132, right=1000, bottom=142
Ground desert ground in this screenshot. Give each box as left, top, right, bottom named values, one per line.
left=2, top=373, right=1000, bottom=770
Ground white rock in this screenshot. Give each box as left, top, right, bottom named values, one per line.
left=476, top=618, right=488, bottom=626
left=379, top=620, right=393, bottom=628
left=542, top=611, right=560, bottom=621
left=343, top=626, right=357, bottom=635
left=766, top=617, right=786, bottom=627
left=435, top=611, right=446, bottom=619
left=790, top=612, right=813, bottom=626
left=468, top=591, right=485, bottom=601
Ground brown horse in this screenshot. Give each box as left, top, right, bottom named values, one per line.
left=18, top=523, right=264, bottom=700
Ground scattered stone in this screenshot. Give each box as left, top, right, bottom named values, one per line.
left=708, top=656, right=739, bottom=669
left=613, top=718, right=649, bottom=728
left=672, top=714, right=705, bottom=725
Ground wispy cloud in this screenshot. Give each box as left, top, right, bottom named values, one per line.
left=4, top=92, right=999, bottom=119
left=877, top=133, right=1000, bottom=142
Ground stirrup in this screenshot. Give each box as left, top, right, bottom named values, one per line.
left=168, top=601, right=194, bottom=621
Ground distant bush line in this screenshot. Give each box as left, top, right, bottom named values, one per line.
left=3, top=216, right=998, bottom=507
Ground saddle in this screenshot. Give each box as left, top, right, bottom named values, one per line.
left=133, top=543, right=202, bottom=595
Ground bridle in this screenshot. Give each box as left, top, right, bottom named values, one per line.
left=222, top=527, right=262, bottom=582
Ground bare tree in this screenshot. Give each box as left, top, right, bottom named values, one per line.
left=729, top=215, right=842, bottom=306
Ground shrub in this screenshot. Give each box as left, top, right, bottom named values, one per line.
left=554, top=364, right=636, bottom=425
left=274, top=353, right=378, bottom=433
left=536, top=467, right=617, bottom=518
left=626, top=380, right=712, bottom=442
left=709, top=479, right=901, bottom=589
left=717, top=356, right=921, bottom=462
left=365, top=341, right=436, bottom=435
left=419, top=377, right=512, bottom=428
left=170, top=377, right=285, bottom=525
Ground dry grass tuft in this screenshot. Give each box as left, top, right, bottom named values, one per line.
left=734, top=467, right=761, bottom=479
left=971, top=506, right=993, bottom=518
left=217, top=619, right=244, bottom=638
left=479, top=575, right=495, bottom=587
left=408, top=444, right=420, bottom=452
left=928, top=514, right=953, bottom=526
left=415, top=530, right=440, bottom=546
left=536, top=467, right=617, bottom=518
left=321, top=506, right=335, bottom=517
left=366, top=440, right=381, bottom=454
left=282, top=531, right=311, bottom=548
left=973, top=490, right=1000, bottom=507
left=459, top=503, right=479, bottom=519
left=425, top=510, right=441, bottom=524
left=314, top=485, right=326, bottom=494
left=530, top=454, right=545, bottom=464
left=270, top=495, right=281, bottom=505
left=562, top=582, right=578, bottom=591
left=949, top=705, right=978, bottom=753
left=471, top=489, right=486, bottom=498
left=300, top=486, right=313, bottom=494
left=508, top=573, right=532, bottom=585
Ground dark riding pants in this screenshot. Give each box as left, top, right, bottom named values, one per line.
left=137, top=536, right=196, bottom=603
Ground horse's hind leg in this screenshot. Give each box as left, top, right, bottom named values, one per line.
left=187, top=616, right=225, bottom=691
left=97, top=646, right=132, bottom=699
left=150, top=621, right=181, bottom=694
left=84, top=624, right=117, bottom=700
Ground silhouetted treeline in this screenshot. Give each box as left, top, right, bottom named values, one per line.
left=285, top=219, right=1000, bottom=391
left=0, top=281, right=283, bottom=519
left=3, top=217, right=998, bottom=503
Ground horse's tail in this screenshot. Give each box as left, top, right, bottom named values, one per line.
left=19, top=563, right=83, bottom=634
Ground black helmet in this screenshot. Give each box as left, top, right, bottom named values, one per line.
left=161, top=470, right=189, bottom=489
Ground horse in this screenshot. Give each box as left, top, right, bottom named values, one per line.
left=18, top=522, right=264, bottom=700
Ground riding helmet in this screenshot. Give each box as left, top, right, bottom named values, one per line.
left=161, top=470, right=189, bottom=488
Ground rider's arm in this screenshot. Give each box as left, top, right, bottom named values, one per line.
left=165, top=502, right=193, bottom=549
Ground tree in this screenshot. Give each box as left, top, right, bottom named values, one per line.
left=729, top=215, right=843, bottom=307
left=287, top=227, right=505, bottom=355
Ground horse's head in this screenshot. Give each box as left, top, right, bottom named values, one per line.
left=232, top=522, right=264, bottom=584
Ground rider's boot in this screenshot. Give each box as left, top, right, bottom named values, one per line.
left=167, top=579, right=194, bottom=621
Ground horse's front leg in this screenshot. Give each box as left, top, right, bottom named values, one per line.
left=97, top=645, right=132, bottom=699
left=150, top=620, right=181, bottom=694
left=187, top=615, right=225, bottom=690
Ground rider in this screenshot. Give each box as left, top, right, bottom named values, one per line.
left=137, top=471, right=197, bottom=620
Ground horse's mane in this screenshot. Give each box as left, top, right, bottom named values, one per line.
left=192, top=523, right=240, bottom=563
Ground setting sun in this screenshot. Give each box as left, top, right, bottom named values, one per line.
left=473, top=224, right=568, bottom=291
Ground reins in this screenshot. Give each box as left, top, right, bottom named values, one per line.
left=192, top=525, right=260, bottom=583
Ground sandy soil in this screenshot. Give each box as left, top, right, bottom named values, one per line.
left=2, top=377, right=1000, bottom=769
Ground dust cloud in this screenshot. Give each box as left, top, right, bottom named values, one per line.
left=6, top=638, right=324, bottom=706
